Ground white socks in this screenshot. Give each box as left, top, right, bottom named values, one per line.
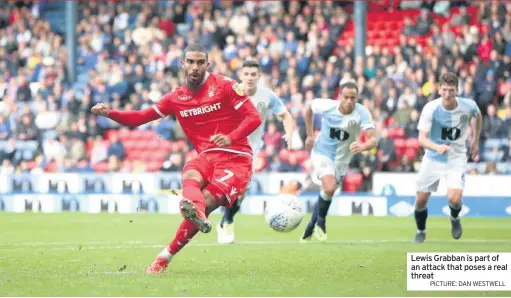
left=157, top=247, right=173, bottom=261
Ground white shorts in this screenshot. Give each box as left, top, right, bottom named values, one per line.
left=310, top=152, right=347, bottom=186
left=416, top=156, right=467, bottom=193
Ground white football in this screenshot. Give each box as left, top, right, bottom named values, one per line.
left=265, top=194, right=304, bottom=233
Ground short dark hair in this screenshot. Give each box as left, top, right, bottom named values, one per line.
left=440, top=72, right=458, bottom=87
left=182, top=43, right=208, bottom=61
left=242, top=60, right=260, bottom=69
left=340, top=81, right=359, bottom=93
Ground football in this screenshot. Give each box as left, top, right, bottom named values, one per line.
left=265, top=194, right=304, bottom=232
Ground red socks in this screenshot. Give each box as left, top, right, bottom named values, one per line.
left=168, top=220, right=199, bottom=254
left=182, top=179, right=206, bottom=214
left=168, top=179, right=208, bottom=255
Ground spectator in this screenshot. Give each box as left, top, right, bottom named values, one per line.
left=161, top=152, right=185, bottom=172
left=476, top=70, right=498, bottom=113
left=0, top=0, right=508, bottom=183
left=482, top=105, right=504, bottom=140
left=263, top=122, right=283, bottom=151
left=451, top=6, right=471, bottom=26
left=352, top=149, right=378, bottom=192
left=394, top=100, right=413, bottom=127
left=278, top=154, right=301, bottom=172
left=0, top=115, right=11, bottom=140
left=377, top=128, right=396, bottom=171
left=16, top=115, right=39, bottom=141
left=76, top=158, right=94, bottom=173
left=90, top=135, right=108, bottom=165
left=499, top=108, right=511, bottom=139
left=70, top=136, right=86, bottom=163
left=405, top=109, right=420, bottom=138
left=0, top=159, right=15, bottom=175
left=415, top=9, right=433, bottom=35
left=107, top=155, right=121, bottom=173
left=395, top=154, right=415, bottom=173
left=107, top=133, right=125, bottom=161
left=402, top=17, right=416, bottom=36
left=485, top=161, right=500, bottom=175
left=42, top=136, right=66, bottom=162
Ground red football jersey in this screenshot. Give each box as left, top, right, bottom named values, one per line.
left=152, top=73, right=254, bottom=156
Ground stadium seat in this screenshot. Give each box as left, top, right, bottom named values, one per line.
left=141, top=153, right=154, bottom=163
left=122, top=140, right=137, bottom=150
left=405, top=148, right=418, bottom=160
left=293, top=150, right=309, bottom=164
left=154, top=150, right=168, bottom=161
left=393, top=138, right=406, bottom=152
left=388, top=127, right=405, bottom=139
left=343, top=173, right=363, bottom=193
left=147, top=162, right=161, bottom=172
left=93, top=162, right=109, bottom=173
left=117, top=129, right=130, bottom=140
left=176, top=140, right=188, bottom=150
left=405, top=138, right=420, bottom=151
left=146, top=139, right=162, bottom=150
left=278, top=149, right=291, bottom=163
left=44, top=162, right=58, bottom=173
left=26, top=160, right=38, bottom=170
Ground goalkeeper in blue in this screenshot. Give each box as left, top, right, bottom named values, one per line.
left=300, top=81, right=377, bottom=243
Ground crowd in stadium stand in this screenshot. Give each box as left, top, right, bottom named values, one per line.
left=0, top=1, right=510, bottom=192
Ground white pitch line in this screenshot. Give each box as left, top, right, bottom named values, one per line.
left=0, top=239, right=510, bottom=252
left=0, top=240, right=152, bottom=247
left=86, top=271, right=138, bottom=275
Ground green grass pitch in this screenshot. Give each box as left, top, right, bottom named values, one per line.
left=0, top=213, right=510, bottom=296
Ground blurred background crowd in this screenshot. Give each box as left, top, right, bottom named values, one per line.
left=0, top=0, right=510, bottom=192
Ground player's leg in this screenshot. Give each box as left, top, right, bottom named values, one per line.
left=218, top=156, right=257, bottom=243
left=220, top=199, right=242, bottom=229
left=210, top=152, right=252, bottom=242
left=446, top=168, right=466, bottom=240
left=447, top=188, right=463, bottom=239
left=218, top=190, right=245, bottom=244
left=301, top=154, right=336, bottom=242
left=312, top=174, right=337, bottom=242
left=179, top=160, right=214, bottom=233
left=146, top=156, right=213, bottom=274
left=414, top=191, right=431, bottom=243
left=168, top=189, right=220, bottom=256
left=414, top=158, right=441, bottom=243
left=148, top=188, right=221, bottom=274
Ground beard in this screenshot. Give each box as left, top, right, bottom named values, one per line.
left=186, top=71, right=205, bottom=89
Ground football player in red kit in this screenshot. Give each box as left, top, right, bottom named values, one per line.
left=91, top=44, right=262, bottom=274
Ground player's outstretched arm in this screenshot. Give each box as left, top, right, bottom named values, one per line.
left=91, top=103, right=161, bottom=127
